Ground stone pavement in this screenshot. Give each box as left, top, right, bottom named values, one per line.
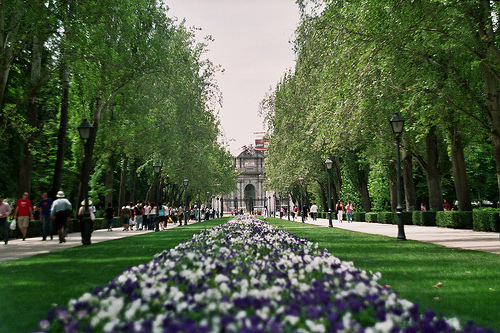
left=1, top=216, right=499, bottom=263
left=0, top=220, right=198, bottom=263
left=289, top=216, right=500, bottom=255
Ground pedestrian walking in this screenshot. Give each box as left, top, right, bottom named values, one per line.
left=50, top=191, right=72, bottom=243
left=79, top=199, right=95, bottom=239
left=104, top=203, right=115, bottom=231
left=336, top=200, right=344, bottom=223
left=13, top=192, right=33, bottom=241
left=346, top=201, right=353, bottom=223
left=302, top=204, right=308, bottom=223
left=310, top=203, right=318, bottom=221
left=38, top=192, right=53, bottom=240
left=0, top=195, right=12, bottom=244
left=121, top=205, right=131, bottom=231
left=133, top=202, right=143, bottom=230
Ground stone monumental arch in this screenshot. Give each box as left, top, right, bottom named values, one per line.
left=222, top=145, right=268, bottom=213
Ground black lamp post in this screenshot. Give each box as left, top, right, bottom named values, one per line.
left=285, top=185, right=290, bottom=221
left=220, top=197, right=223, bottom=217
left=298, top=177, right=304, bottom=223
left=197, top=187, right=201, bottom=223
left=183, top=178, right=189, bottom=225
left=153, top=162, right=162, bottom=231
left=78, top=118, right=93, bottom=245
left=278, top=191, right=282, bottom=218
left=325, top=158, right=333, bottom=228
left=390, top=111, right=406, bottom=240
left=206, top=191, right=210, bottom=219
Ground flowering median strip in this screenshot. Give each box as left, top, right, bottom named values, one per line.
left=38, top=215, right=495, bottom=332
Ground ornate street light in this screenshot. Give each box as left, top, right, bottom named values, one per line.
left=78, top=118, right=93, bottom=245
left=278, top=191, right=282, bottom=219
left=183, top=178, right=189, bottom=225
left=197, top=187, right=201, bottom=223
left=298, top=177, right=304, bottom=223
left=390, top=112, right=406, bottom=240
left=154, top=162, right=162, bottom=231
left=285, top=185, right=290, bottom=221
left=325, top=158, right=333, bottom=228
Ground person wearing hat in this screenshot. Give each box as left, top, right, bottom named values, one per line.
left=78, top=199, right=95, bottom=238
left=50, top=191, right=72, bottom=243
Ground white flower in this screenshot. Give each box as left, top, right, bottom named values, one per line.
left=215, top=274, right=230, bottom=283
left=285, top=315, right=299, bottom=325
left=305, top=319, right=325, bottom=333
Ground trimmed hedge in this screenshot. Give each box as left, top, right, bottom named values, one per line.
left=472, top=208, right=500, bottom=232
left=378, top=212, right=396, bottom=224
left=436, top=211, right=473, bottom=229
left=365, top=212, right=378, bottom=223
left=412, top=211, right=437, bottom=226
left=353, top=212, right=365, bottom=222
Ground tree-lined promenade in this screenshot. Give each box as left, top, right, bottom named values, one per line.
left=0, top=216, right=498, bottom=332
left=262, top=0, right=500, bottom=216
left=0, top=0, right=235, bottom=213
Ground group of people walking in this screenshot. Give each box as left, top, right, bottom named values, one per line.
left=116, top=202, right=217, bottom=232
left=287, top=200, right=354, bottom=223
left=0, top=191, right=73, bottom=244
left=0, top=191, right=219, bottom=245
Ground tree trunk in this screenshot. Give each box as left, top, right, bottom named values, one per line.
left=118, top=159, right=126, bottom=211
left=359, top=179, right=371, bottom=212
left=482, top=65, right=500, bottom=213
left=450, top=125, right=472, bottom=211
left=333, top=157, right=342, bottom=199
left=17, top=34, right=42, bottom=197
left=77, top=97, right=102, bottom=208
left=424, top=126, right=443, bottom=211
left=389, top=178, right=397, bottom=212
left=105, top=155, right=114, bottom=208
left=402, top=149, right=416, bottom=211
left=51, top=60, right=70, bottom=197
left=0, top=0, right=23, bottom=109
left=128, top=159, right=137, bottom=203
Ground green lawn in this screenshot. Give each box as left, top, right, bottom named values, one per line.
left=265, top=217, right=500, bottom=330
left=0, top=218, right=229, bottom=333
left=0, top=216, right=498, bottom=332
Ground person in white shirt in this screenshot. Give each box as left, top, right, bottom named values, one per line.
left=0, top=195, right=12, bottom=244
left=310, top=203, right=318, bottom=221
left=51, top=191, right=72, bottom=243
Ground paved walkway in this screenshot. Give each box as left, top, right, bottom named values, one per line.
left=1, top=217, right=499, bottom=263
left=287, top=216, right=500, bottom=255
left=0, top=221, right=198, bottom=263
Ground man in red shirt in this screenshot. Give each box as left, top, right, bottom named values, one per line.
left=14, top=192, right=33, bottom=241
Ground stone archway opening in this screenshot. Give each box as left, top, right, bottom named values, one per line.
left=244, top=184, right=256, bottom=213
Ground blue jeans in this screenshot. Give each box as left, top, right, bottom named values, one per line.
left=42, top=215, right=53, bottom=240
left=148, top=215, right=156, bottom=230
left=106, top=218, right=114, bottom=229
left=134, top=215, right=142, bottom=230
left=347, top=212, right=353, bottom=222
left=0, top=218, right=8, bottom=242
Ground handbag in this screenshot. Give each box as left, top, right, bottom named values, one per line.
left=10, top=219, right=16, bottom=230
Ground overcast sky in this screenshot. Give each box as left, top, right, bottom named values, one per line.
left=163, top=1, right=300, bottom=155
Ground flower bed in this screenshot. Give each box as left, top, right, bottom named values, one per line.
left=37, top=215, right=495, bottom=332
